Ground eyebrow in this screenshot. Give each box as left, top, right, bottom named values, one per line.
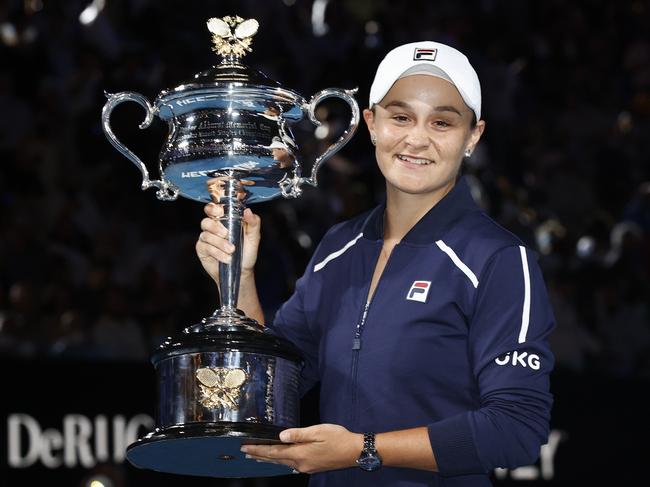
left=380, top=101, right=463, bottom=116
left=381, top=100, right=411, bottom=110
left=433, top=105, right=463, bottom=116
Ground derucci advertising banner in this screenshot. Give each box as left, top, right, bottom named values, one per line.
left=1, top=359, right=644, bottom=486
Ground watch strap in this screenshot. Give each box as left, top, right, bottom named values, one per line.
left=363, top=432, right=377, bottom=451
left=356, top=431, right=382, bottom=471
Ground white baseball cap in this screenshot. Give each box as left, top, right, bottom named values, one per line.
left=369, top=41, right=482, bottom=120
left=269, top=135, right=297, bottom=154
left=269, top=136, right=286, bottom=149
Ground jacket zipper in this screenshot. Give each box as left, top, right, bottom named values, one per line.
left=350, top=244, right=395, bottom=427
left=352, top=301, right=370, bottom=351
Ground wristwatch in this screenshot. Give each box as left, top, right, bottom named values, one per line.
left=356, top=432, right=382, bottom=471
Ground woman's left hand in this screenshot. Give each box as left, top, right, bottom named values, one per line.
left=240, top=424, right=363, bottom=474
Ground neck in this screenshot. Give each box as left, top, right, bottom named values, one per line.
left=383, top=181, right=456, bottom=242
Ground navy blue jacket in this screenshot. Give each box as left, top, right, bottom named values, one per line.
left=268, top=177, right=555, bottom=486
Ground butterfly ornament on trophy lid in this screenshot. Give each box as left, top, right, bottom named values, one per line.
left=207, top=16, right=259, bottom=59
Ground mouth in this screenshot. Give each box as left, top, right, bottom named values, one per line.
left=395, top=154, right=434, bottom=166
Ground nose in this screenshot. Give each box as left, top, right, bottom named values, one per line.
left=404, top=123, right=431, bottom=149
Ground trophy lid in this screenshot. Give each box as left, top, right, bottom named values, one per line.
left=155, top=16, right=305, bottom=120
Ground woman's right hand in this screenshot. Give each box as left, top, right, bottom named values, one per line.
left=196, top=203, right=262, bottom=285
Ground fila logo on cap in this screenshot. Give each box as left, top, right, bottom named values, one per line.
left=407, top=281, right=431, bottom=303
left=413, top=48, right=437, bottom=61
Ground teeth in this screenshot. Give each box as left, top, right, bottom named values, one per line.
left=397, top=154, right=433, bottom=165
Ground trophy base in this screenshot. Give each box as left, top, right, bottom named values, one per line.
left=126, top=422, right=295, bottom=478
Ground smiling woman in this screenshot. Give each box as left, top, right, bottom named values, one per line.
left=364, top=74, right=484, bottom=202
left=196, top=40, right=555, bottom=487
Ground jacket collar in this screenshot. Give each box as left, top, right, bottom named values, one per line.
left=362, top=176, right=480, bottom=244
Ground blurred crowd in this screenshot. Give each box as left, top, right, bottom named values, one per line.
left=1, top=0, right=650, bottom=381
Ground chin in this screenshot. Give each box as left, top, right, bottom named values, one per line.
left=388, top=176, right=456, bottom=198
left=391, top=183, right=437, bottom=196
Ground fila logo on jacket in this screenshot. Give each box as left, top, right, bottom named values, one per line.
left=406, top=281, right=431, bottom=303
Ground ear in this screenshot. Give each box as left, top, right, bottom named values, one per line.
left=362, top=108, right=375, bottom=136
left=466, top=119, right=486, bottom=153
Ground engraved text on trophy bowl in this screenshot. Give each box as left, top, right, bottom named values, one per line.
left=160, top=109, right=300, bottom=204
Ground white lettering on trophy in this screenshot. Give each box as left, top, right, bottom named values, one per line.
left=182, top=170, right=212, bottom=178
left=7, top=413, right=154, bottom=469
left=176, top=96, right=208, bottom=106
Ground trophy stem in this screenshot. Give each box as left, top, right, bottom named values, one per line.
left=189, top=173, right=262, bottom=333
left=218, top=178, right=245, bottom=311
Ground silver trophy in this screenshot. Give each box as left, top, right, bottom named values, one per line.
left=101, top=15, right=359, bottom=478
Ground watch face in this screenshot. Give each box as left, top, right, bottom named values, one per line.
left=357, top=452, right=382, bottom=471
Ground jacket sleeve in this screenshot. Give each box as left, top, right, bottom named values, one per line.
left=428, top=245, right=555, bottom=476
left=266, top=243, right=325, bottom=397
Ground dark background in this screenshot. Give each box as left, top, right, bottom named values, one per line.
left=2, top=0, right=650, bottom=486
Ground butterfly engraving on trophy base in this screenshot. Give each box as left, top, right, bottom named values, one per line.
left=196, top=367, right=248, bottom=410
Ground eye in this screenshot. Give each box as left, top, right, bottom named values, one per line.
left=433, top=120, right=450, bottom=128
left=392, top=114, right=411, bottom=123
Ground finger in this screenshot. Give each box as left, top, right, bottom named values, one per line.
left=243, top=210, right=261, bottom=242
left=197, top=232, right=232, bottom=255
left=279, top=429, right=297, bottom=443
left=279, top=425, right=322, bottom=443
left=241, top=444, right=294, bottom=460
left=245, top=452, right=297, bottom=470
left=240, top=444, right=275, bottom=458
left=200, top=217, right=228, bottom=238
left=196, top=239, right=232, bottom=264
left=244, top=453, right=281, bottom=463
left=242, top=208, right=261, bottom=228
left=204, top=202, right=224, bottom=219
left=199, top=231, right=236, bottom=254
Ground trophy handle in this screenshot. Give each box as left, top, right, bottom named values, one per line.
left=282, top=88, right=359, bottom=198
left=101, top=91, right=179, bottom=201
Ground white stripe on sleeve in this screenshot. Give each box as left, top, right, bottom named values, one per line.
left=518, top=245, right=531, bottom=343
left=435, top=240, right=479, bottom=288
left=314, top=233, right=364, bottom=272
